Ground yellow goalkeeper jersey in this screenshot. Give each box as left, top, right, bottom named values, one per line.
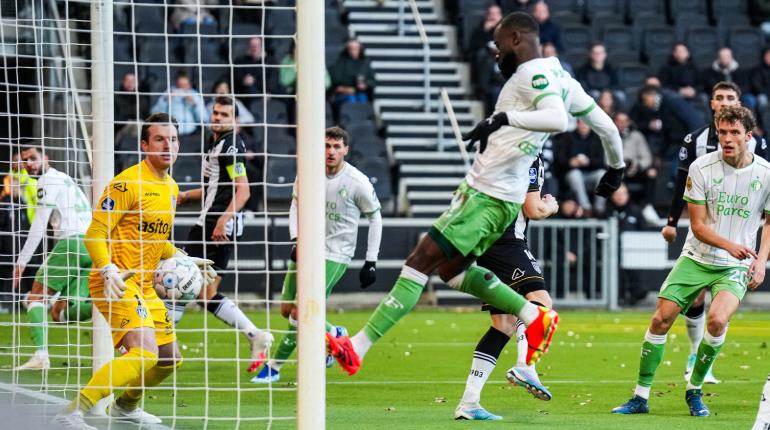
left=90, top=160, right=179, bottom=288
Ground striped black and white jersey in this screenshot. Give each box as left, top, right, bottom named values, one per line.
left=497, top=155, right=544, bottom=242
left=198, top=130, right=248, bottom=237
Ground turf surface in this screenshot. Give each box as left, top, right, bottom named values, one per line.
left=1, top=309, right=769, bottom=429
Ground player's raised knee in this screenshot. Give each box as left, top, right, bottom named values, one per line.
left=280, top=303, right=294, bottom=319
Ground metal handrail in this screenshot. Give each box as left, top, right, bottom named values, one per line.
left=398, top=0, right=431, bottom=112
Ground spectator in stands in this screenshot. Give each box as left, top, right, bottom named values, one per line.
left=542, top=42, right=575, bottom=78
left=149, top=70, right=209, bottom=136
left=205, top=80, right=255, bottom=125
left=577, top=42, right=622, bottom=102
left=702, top=47, right=753, bottom=109
left=659, top=42, right=702, bottom=101
left=629, top=83, right=693, bottom=162
left=171, top=0, right=217, bottom=32
left=465, top=4, right=501, bottom=58
left=475, top=41, right=506, bottom=116
left=279, top=42, right=331, bottom=95
left=606, top=183, right=649, bottom=305
left=234, top=36, right=279, bottom=96
left=531, top=1, right=563, bottom=52
left=598, top=89, right=617, bottom=116
left=499, top=0, right=533, bottom=14
left=557, top=119, right=607, bottom=215
left=330, top=38, right=376, bottom=106
left=750, top=47, right=770, bottom=110
left=614, top=111, right=659, bottom=223
left=114, top=71, right=149, bottom=129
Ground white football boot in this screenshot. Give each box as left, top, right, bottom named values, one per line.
left=16, top=350, right=50, bottom=370
left=51, top=410, right=97, bottom=430
left=110, top=401, right=162, bottom=424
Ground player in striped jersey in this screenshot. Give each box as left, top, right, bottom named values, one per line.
left=662, top=81, right=769, bottom=384
left=614, top=106, right=770, bottom=417
left=12, top=147, right=93, bottom=370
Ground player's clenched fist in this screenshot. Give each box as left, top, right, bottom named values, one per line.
left=100, top=264, right=134, bottom=300
left=359, top=261, right=377, bottom=289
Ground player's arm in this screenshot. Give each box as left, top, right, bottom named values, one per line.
left=688, top=202, right=757, bottom=260
left=212, top=159, right=250, bottom=242
left=178, top=187, right=203, bottom=204
left=357, top=183, right=382, bottom=289
left=523, top=191, right=558, bottom=220
left=662, top=134, right=697, bottom=241
left=13, top=194, right=53, bottom=288
left=748, top=216, right=770, bottom=290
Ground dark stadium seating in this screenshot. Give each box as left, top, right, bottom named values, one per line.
left=632, top=13, right=667, bottom=51
left=642, top=24, right=676, bottom=61
left=356, top=156, right=393, bottom=204
left=685, top=26, right=719, bottom=64
left=711, top=0, right=749, bottom=18
left=728, top=26, right=765, bottom=68
left=668, top=0, right=707, bottom=20
left=601, top=24, right=634, bottom=55
left=716, top=15, right=750, bottom=45
left=131, top=2, right=167, bottom=35
left=265, top=158, right=296, bottom=204
left=561, top=24, right=593, bottom=52
left=584, top=0, right=624, bottom=19
left=674, top=12, right=709, bottom=41
left=351, top=137, right=388, bottom=159
left=616, top=63, right=648, bottom=90
left=339, top=102, right=375, bottom=130
left=626, top=0, right=665, bottom=18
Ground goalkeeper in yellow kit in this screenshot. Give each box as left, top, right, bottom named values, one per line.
left=54, top=113, right=215, bottom=429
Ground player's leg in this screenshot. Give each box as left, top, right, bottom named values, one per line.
left=112, top=300, right=180, bottom=424
left=508, top=289, right=553, bottom=401
left=16, top=281, right=52, bottom=370
left=752, top=373, right=770, bottom=430
left=683, top=290, right=707, bottom=380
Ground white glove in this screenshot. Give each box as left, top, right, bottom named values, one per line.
left=100, top=264, right=135, bottom=300
left=174, top=249, right=217, bottom=286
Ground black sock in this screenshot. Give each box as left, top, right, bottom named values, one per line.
left=474, top=326, right=510, bottom=362
left=205, top=292, right=226, bottom=314
left=685, top=303, right=705, bottom=319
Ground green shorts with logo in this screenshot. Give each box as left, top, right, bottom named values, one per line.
left=35, top=235, right=92, bottom=321
left=281, top=259, right=348, bottom=302
left=659, top=256, right=748, bottom=313
left=429, top=181, right=521, bottom=258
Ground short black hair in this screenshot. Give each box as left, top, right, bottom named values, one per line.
left=326, top=126, right=349, bottom=146
left=498, top=11, right=539, bottom=35
left=141, top=112, right=179, bottom=142
left=213, top=96, right=239, bottom=118
left=711, top=81, right=741, bottom=99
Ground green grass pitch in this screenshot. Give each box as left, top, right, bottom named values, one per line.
left=2, top=309, right=769, bottom=429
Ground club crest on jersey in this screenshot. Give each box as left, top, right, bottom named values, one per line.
left=751, top=178, right=762, bottom=192
left=712, top=178, right=723, bottom=186
left=686, top=176, right=693, bottom=191
left=678, top=147, right=688, bottom=161
left=338, top=186, right=348, bottom=199
left=529, top=167, right=538, bottom=184
left=36, top=188, right=45, bottom=199
left=101, top=197, right=115, bottom=210
left=531, top=74, right=549, bottom=90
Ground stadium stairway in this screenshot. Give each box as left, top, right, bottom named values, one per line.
left=344, top=0, right=483, bottom=217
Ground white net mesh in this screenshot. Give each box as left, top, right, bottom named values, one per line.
left=0, top=0, right=302, bottom=427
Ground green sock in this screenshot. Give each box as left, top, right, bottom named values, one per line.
left=27, top=304, right=46, bottom=350
left=637, top=340, right=665, bottom=387
left=325, top=321, right=334, bottom=332
left=690, top=340, right=722, bottom=387
left=363, top=276, right=425, bottom=342
left=273, top=324, right=297, bottom=364
left=455, top=266, right=529, bottom=316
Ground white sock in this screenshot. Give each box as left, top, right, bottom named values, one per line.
left=634, top=385, right=651, bottom=400
left=166, top=302, right=186, bottom=324
left=514, top=320, right=532, bottom=369
left=520, top=302, right=540, bottom=326
left=753, top=374, right=770, bottom=430
left=684, top=313, right=705, bottom=355
left=351, top=331, right=374, bottom=359
left=213, top=296, right=259, bottom=339
left=460, top=351, right=497, bottom=406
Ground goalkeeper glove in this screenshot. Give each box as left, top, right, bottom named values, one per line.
left=595, top=167, right=625, bottom=198
left=462, top=112, right=508, bottom=154
left=100, top=264, right=135, bottom=300
left=359, top=261, right=377, bottom=289
left=175, top=249, right=217, bottom=286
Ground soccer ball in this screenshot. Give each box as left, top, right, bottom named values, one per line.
left=154, top=256, right=203, bottom=302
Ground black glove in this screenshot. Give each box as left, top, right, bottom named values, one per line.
left=359, top=261, right=377, bottom=289
left=289, top=240, right=297, bottom=262
left=595, top=167, right=625, bottom=198
left=462, top=112, right=509, bottom=154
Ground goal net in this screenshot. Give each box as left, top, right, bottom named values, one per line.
left=0, top=0, right=321, bottom=428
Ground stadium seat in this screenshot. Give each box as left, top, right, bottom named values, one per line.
left=674, top=12, right=709, bottom=41
left=339, top=102, right=375, bottom=129
left=590, top=14, right=623, bottom=40
left=616, top=63, right=647, bottom=90
left=564, top=48, right=589, bottom=70
left=231, top=22, right=263, bottom=36
left=711, top=0, right=748, bottom=19
left=193, top=65, right=231, bottom=93
left=351, top=137, right=388, bottom=159
left=609, top=50, right=641, bottom=65
left=356, top=156, right=393, bottom=204
left=183, top=38, right=226, bottom=66
left=728, top=26, right=764, bottom=64
left=631, top=13, right=666, bottom=51
left=624, top=0, right=665, bottom=18
left=459, top=11, right=487, bottom=54
left=131, top=3, right=167, bottom=35
left=641, top=24, right=675, bottom=62
left=266, top=7, right=296, bottom=36
left=265, top=157, right=296, bottom=203
left=113, top=35, right=133, bottom=62
left=601, top=24, right=634, bottom=55
left=716, top=15, right=750, bottom=45
left=251, top=98, right=290, bottom=125
left=551, top=11, right=583, bottom=26
left=346, top=122, right=379, bottom=147
left=685, top=26, right=719, bottom=65
left=171, top=154, right=203, bottom=191
left=542, top=0, right=579, bottom=14
left=584, top=0, right=623, bottom=19
left=265, top=132, right=296, bottom=155
left=560, top=24, right=592, bottom=52
left=137, top=35, right=172, bottom=64
left=668, top=0, right=707, bottom=20
left=179, top=20, right=218, bottom=35
left=691, top=51, right=714, bottom=70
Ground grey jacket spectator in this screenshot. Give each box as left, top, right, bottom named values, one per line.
left=577, top=43, right=618, bottom=96
left=702, top=47, right=749, bottom=95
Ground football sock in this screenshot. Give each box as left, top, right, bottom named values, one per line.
left=688, top=330, right=725, bottom=389
left=684, top=304, right=705, bottom=355
left=752, top=373, right=770, bottom=429
left=362, top=266, right=427, bottom=344
left=461, top=326, right=510, bottom=406
left=208, top=294, right=259, bottom=339
left=447, top=266, right=535, bottom=324
left=118, top=360, right=180, bottom=410
left=635, top=330, right=667, bottom=399
left=27, top=302, right=46, bottom=350
left=166, top=302, right=186, bottom=324
left=351, top=331, right=374, bottom=359
left=270, top=324, right=297, bottom=370
left=515, top=319, right=531, bottom=368
left=68, top=347, right=158, bottom=413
